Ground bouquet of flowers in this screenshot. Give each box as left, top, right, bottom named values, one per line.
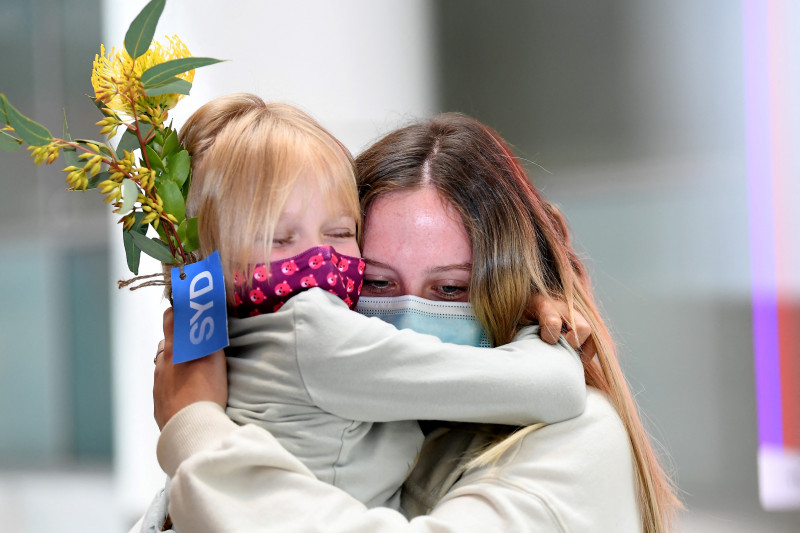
left=0, top=0, right=221, bottom=280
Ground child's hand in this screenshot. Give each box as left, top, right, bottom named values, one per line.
left=526, top=294, right=595, bottom=357
left=153, top=308, right=228, bottom=430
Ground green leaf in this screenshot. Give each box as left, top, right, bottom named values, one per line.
left=86, top=170, right=111, bottom=190
left=178, top=216, right=199, bottom=253
left=130, top=231, right=177, bottom=264
left=119, top=177, right=139, bottom=215
left=75, top=138, right=106, bottom=149
left=176, top=220, right=186, bottom=241
left=88, top=94, right=106, bottom=114
left=130, top=210, right=148, bottom=232
left=99, top=144, right=114, bottom=158
left=115, top=128, right=141, bottom=158
left=144, top=144, right=165, bottom=171
left=0, top=95, right=9, bottom=125
left=75, top=138, right=105, bottom=147
left=159, top=179, right=185, bottom=222
left=165, top=149, right=190, bottom=188
left=63, top=146, right=79, bottom=167
left=1, top=94, right=53, bottom=146
left=181, top=171, right=192, bottom=198
left=141, top=57, right=223, bottom=87
left=161, top=129, right=179, bottom=158
left=122, top=229, right=142, bottom=275
left=62, top=109, right=71, bottom=141
left=123, top=212, right=149, bottom=274
left=0, top=130, right=22, bottom=152
left=74, top=138, right=114, bottom=160
left=124, top=0, right=166, bottom=60
left=144, top=78, right=192, bottom=97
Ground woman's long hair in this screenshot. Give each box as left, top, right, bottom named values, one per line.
left=356, top=113, right=680, bottom=532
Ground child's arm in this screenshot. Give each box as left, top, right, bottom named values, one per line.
left=291, top=289, right=585, bottom=425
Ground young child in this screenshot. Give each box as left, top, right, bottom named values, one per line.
left=165, top=93, right=584, bottom=510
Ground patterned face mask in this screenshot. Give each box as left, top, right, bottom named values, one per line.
left=356, top=295, right=492, bottom=347
left=231, top=245, right=365, bottom=318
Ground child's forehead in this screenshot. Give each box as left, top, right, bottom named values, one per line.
left=296, top=169, right=356, bottom=199
left=282, top=176, right=355, bottom=216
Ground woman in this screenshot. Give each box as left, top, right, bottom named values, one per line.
left=151, top=113, right=680, bottom=532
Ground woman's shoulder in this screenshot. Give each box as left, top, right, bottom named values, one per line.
left=504, top=388, right=632, bottom=474
left=445, top=388, right=641, bottom=532
left=487, top=387, right=631, bottom=470
left=526, top=387, right=628, bottom=449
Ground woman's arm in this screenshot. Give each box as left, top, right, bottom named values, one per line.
left=153, top=308, right=227, bottom=430
left=157, top=387, right=636, bottom=533
left=159, top=402, right=564, bottom=533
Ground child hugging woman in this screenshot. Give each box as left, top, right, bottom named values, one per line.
left=148, top=93, right=584, bottom=521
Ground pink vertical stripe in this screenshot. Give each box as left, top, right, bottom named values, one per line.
left=771, top=0, right=800, bottom=449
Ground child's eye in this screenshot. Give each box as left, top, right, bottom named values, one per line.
left=273, top=236, right=292, bottom=246
left=328, top=230, right=355, bottom=239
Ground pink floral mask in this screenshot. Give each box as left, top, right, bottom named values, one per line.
left=231, top=245, right=365, bottom=318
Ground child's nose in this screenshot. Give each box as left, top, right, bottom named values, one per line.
left=297, top=235, right=323, bottom=253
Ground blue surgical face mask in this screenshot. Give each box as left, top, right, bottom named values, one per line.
left=356, top=295, right=492, bottom=347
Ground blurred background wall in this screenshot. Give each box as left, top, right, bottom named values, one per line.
left=0, top=0, right=797, bottom=531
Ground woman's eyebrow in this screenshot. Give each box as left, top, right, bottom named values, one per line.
left=362, top=259, right=471, bottom=273
left=428, top=263, right=472, bottom=274
left=361, top=258, right=393, bottom=269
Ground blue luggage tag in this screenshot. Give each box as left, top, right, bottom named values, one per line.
left=171, top=251, right=229, bottom=363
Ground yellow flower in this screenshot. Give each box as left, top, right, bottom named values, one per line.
left=27, top=142, right=61, bottom=166
left=96, top=114, right=122, bottom=136
left=62, top=165, right=88, bottom=190
left=91, top=35, right=195, bottom=126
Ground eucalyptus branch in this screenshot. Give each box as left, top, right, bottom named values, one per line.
left=1, top=0, right=221, bottom=275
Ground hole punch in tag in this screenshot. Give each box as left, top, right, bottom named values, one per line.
left=171, top=251, right=229, bottom=363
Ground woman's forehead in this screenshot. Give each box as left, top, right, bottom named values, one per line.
left=362, top=187, right=471, bottom=268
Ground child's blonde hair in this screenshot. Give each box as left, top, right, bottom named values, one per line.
left=179, top=93, right=359, bottom=297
